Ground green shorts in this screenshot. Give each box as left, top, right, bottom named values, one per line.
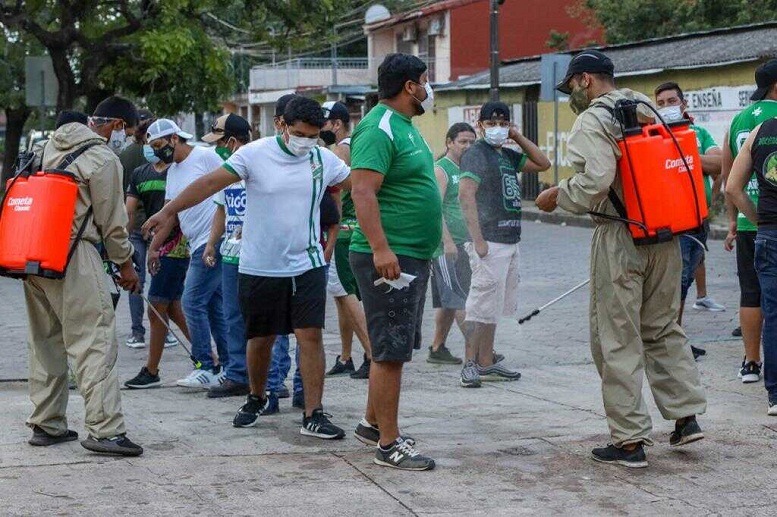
left=334, top=238, right=360, bottom=299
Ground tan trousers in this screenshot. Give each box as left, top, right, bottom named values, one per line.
left=589, top=223, right=706, bottom=446
left=24, top=241, right=126, bottom=439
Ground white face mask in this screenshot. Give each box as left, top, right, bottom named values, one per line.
left=286, top=134, right=318, bottom=157
left=484, top=126, right=509, bottom=147
left=657, top=105, right=683, bottom=123
left=421, top=82, right=434, bottom=113
left=108, top=128, right=127, bottom=153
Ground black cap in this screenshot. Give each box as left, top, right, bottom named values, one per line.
left=479, top=101, right=511, bottom=121
left=55, top=110, right=88, bottom=129
left=275, top=94, right=299, bottom=117
left=202, top=113, right=251, bottom=143
left=555, top=50, right=615, bottom=95
left=322, top=101, right=350, bottom=124
left=138, top=109, right=154, bottom=122
left=751, top=59, right=777, bottom=101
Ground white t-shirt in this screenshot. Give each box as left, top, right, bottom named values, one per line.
left=223, top=135, right=350, bottom=277
left=165, top=146, right=225, bottom=252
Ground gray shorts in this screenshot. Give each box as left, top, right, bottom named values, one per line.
left=349, top=251, right=430, bottom=363
left=431, top=244, right=471, bottom=310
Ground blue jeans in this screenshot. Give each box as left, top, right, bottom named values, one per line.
left=222, top=262, right=247, bottom=384
left=128, top=231, right=148, bottom=338
left=680, top=229, right=707, bottom=302
left=755, top=229, right=777, bottom=399
left=182, top=243, right=228, bottom=371
left=266, top=335, right=302, bottom=394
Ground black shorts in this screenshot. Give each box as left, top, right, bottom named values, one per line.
left=350, top=251, right=430, bottom=363
left=736, top=231, right=761, bottom=308
left=238, top=267, right=327, bottom=339
left=431, top=244, right=472, bottom=310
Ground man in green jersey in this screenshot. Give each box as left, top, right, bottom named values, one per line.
left=723, top=60, right=777, bottom=383
left=349, top=54, right=441, bottom=471
left=428, top=123, right=477, bottom=365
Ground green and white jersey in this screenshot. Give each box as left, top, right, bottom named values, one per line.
left=223, top=136, right=350, bottom=277
left=690, top=124, right=719, bottom=207
left=436, top=156, right=469, bottom=245
left=349, top=104, right=442, bottom=260
left=729, top=100, right=777, bottom=231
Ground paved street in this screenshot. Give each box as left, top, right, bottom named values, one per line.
left=1, top=221, right=775, bottom=516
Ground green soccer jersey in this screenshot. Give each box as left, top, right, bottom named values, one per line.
left=349, top=104, right=442, bottom=260
left=436, top=156, right=469, bottom=246
left=729, top=100, right=777, bottom=231
left=337, top=190, right=357, bottom=241
left=690, top=124, right=719, bottom=207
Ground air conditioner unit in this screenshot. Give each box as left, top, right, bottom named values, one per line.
left=401, top=25, right=417, bottom=42
left=428, top=16, right=445, bottom=36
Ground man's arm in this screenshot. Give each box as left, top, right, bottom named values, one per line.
left=510, top=128, right=551, bottom=173
left=459, top=177, right=487, bottom=258
left=125, top=196, right=139, bottom=233
left=721, top=131, right=738, bottom=251
left=350, top=168, right=400, bottom=280
left=90, top=157, right=134, bottom=265
left=701, top=148, right=722, bottom=178
left=434, top=166, right=456, bottom=256
left=203, top=204, right=226, bottom=267
left=726, top=130, right=758, bottom=224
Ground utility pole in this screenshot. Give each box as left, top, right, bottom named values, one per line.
left=489, top=0, right=504, bottom=101
left=331, top=25, right=338, bottom=87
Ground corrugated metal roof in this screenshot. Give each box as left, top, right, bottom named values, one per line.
left=440, top=22, right=777, bottom=90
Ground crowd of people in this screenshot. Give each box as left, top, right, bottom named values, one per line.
left=14, top=51, right=777, bottom=471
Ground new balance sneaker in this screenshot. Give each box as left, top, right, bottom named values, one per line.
left=81, top=435, right=143, bottom=456
left=125, top=335, right=145, bottom=349
left=460, top=360, right=481, bottom=388
left=28, top=426, right=78, bottom=447
left=164, top=333, right=178, bottom=348
left=301, top=409, right=345, bottom=439
left=769, top=398, right=777, bottom=416
left=476, top=362, right=522, bottom=381
left=207, top=379, right=250, bottom=398
left=124, top=367, right=161, bottom=389
left=353, top=419, right=415, bottom=447
left=591, top=443, right=647, bottom=468
left=326, top=355, right=355, bottom=376
left=691, top=345, right=707, bottom=360
left=292, top=390, right=305, bottom=409
left=670, top=417, right=704, bottom=447
left=374, top=438, right=435, bottom=471
left=233, top=394, right=270, bottom=427
left=350, top=356, right=371, bottom=379
left=692, top=297, right=726, bottom=312
left=427, top=344, right=463, bottom=365
left=739, top=361, right=762, bottom=383
left=176, top=368, right=221, bottom=389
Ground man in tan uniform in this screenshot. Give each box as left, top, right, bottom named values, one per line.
left=536, top=51, right=706, bottom=468
left=24, top=96, right=143, bottom=456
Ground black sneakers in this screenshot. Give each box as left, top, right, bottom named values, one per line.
left=739, top=361, right=762, bottom=383
left=28, top=426, right=78, bottom=447
left=207, top=379, right=250, bottom=398
left=301, top=409, right=345, bottom=439
left=670, top=417, right=704, bottom=447
left=81, top=435, right=143, bottom=456
left=124, top=367, right=161, bottom=389
left=427, top=344, right=463, bottom=365
left=353, top=419, right=416, bottom=447
left=326, top=356, right=355, bottom=376
left=350, top=356, right=371, bottom=379
left=374, top=438, right=435, bottom=471
left=732, top=326, right=742, bottom=337
left=233, top=394, right=270, bottom=427
left=591, top=443, right=648, bottom=468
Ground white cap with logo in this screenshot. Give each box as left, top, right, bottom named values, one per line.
left=146, top=119, right=193, bottom=143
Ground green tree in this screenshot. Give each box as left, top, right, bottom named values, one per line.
left=0, top=31, right=36, bottom=184
left=583, top=0, right=777, bottom=44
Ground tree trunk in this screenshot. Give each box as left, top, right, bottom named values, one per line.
left=2, top=105, right=32, bottom=188
left=194, top=112, right=205, bottom=141
left=49, top=47, right=77, bottom=111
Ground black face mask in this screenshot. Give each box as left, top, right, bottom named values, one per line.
left=320, top=130, right=337, bottom=146
left=154, top=143, right=175, bottom=164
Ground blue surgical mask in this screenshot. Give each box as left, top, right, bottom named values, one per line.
left=143, top=144, right=160, bottom=164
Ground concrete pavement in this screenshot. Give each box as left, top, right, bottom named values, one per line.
left=1, top=221, right=775, bottom=516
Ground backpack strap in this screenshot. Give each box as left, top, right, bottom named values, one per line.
left=55, top=141, right=101, bottom=170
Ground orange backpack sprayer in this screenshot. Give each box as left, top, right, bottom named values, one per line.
left=0, top=144, right=98, bottom=279
left=592, top=100, right=707, bottom=245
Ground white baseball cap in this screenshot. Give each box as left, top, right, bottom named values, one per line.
left=146, top=118, right=193, bottom=142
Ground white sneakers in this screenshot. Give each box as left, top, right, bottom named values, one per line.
left=692, top=297, right=726, bottom=312
left=176, top=368, right=225, bottom=389
left=125, top=336, right=145, bottom=349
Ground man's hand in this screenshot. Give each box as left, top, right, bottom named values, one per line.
left=373, top=247, right=401, bottom=280
left=203, top=243, right=217, bottom=268
left=474, top=240, right=489, bottom=259
left=324, top=243, right=335, bottom=264
left=508, top=124, right=521, bottom=143
left=147, top=250, right=161, bottom=276
left=536, top=186, right=559, bottom=212
left=118, top=259, right=140, bottom=292
left=443, top=239, right=458, bottom=258
left=724, top=221, right=737, bottom=252
left=142, top=209, right=173, bottom=240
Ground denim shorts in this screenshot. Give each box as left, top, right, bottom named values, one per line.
left=148, top=256, right=189, bottom=304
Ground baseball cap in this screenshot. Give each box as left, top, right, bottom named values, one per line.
left=202, top=113, right=252, bottom=143
left=275, top=94, right=299, bottom=117
left=138, top=109, right=154, bottom=122
left=322, top=101, right=350, bottom=124
left=555, top=50, right=615, bottom=95
left=750, top=59, right=777, bottom=101
left=479, top=101, right=511, bottom=121
left=146, top=119, right=193, bottom=143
